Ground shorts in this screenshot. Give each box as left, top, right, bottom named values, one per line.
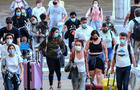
left=88, top=53, right=105, bottom=72
left=107, top=48, right=113, bottom=62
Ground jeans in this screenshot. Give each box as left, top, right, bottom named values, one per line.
left=129, top=41, right=140, bottom=90
left=72, top=72, right=86, bottom=90
left=47, top=58, right=61, bottom=86
left=4, top=74, right=20, bottom=90
left=116, top=66, right=131, bottom=90
left=90, top=20, right=100, bottom=32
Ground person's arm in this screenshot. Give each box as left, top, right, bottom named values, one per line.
left=10, top=1, right=15, bottom=15
left=61, top=8, right=67, bottom=22
left=127, top=20, right=134, bottom=43
left=22, top=0, right=29, bottom=9
left=84, top=39, right=90, bottom=52
left=131, top=54, right=136, bottom=67
left=46, top=7, right=50, bottom=20
left=85, top=8, right=90, bottom=18
left=102, top=39, right=108, bottom=62
left=85, top=52, right=89, bottom=78
left=100, top=8, right=103, bottom=22
left=1, top=58, right=6, bottom=72
left=123, top=13, right=130, bottom=27
left=111, top=53, right=116, bottom=74
left=19, top=62, right=23, bottom=80
left=17, top=38, right=20, bottom=46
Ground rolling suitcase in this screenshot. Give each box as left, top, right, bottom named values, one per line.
left=24, top=52, right=43, bottom=90
left=101, top=73, right=117, bottom=90
left=85, top=78, right=103, bottom=90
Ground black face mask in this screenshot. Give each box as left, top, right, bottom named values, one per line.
left=53, top=1, right=57, bottom=5
left=92, top=37, right=98, bottom=41
left=103, top=29, right=108, bottom=33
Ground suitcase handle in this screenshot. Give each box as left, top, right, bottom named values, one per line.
left=107, top=73, right=116, bottom=87
left=86, top=78, right=96, bottom=90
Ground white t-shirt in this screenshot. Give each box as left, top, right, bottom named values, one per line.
left=0, top=44, right=22, bottom=59
left=113, top=44, right=134, bottom=67
left=74, top=52, right=86, bottom=72
left=2, top=55, right=23, bottom=73
left=100, top=30, right=115, bottom=48
left=32, top=6, right=46, bottom=22
left=75, top=25, right=93, bottom=44
left=128, top=17, right=140, bottom=33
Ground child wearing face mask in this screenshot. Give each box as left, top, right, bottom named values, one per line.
left=85, top=0, right=103, bottom=32
left=2, top=44, right=23, bottom=90
left=32, top=0, right=47, bottom=22
left=69, top=40, right=89, bottom=90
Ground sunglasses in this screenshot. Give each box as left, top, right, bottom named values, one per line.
left=6, top=22, right=12, bottom=24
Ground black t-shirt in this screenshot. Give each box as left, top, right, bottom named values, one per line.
left=12, top=15, right=28, bottom=28
left=65, top=18, right=80, bottom=41
left=0, top=27, right=20, bottom=44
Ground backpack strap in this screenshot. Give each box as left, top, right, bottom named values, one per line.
left=127, top=44, right=132, bottom=64
left=114, top=44, right=119, bottom=61
left=133, top=19, right=139, bottom=24
left=72, top=50, right=75, bottom=63
left=110, top=31, right=113, bottom=38
left=90, top=7, right=93, bottom=15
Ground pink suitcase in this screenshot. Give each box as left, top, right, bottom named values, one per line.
left=24, top=52, right=43, bottom=90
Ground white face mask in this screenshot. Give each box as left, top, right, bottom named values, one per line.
left=7, top=39, right=13, bottom=44
left=93, top=4, right=98, bottom=8
left=75, top=46, right=82, bottom=51
left=37, top=3, right=42, bottom=8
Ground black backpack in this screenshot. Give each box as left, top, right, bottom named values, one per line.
left=114, top=44, right=132, bottom=64
left=131, top=19, right=140, bottom=41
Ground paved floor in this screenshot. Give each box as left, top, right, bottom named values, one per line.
left=0, top=0, right=140, bottom=90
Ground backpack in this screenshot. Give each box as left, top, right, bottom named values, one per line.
left=114, top=44, right=132, bottom=64
left=131, top=19, right=140, bottom=41
left=129, top=6, right=140, bottom=21
left=71, top=50, right=87, bottom=62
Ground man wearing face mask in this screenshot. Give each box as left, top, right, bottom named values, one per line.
left=29, top=15, right=39, bottom=45
left=0, top=33, right=21, bottom=58
left=10, top=0, right=29, bottom=16
left=32, top=0, right=47, bottom=22
left=47, top=0, right=67, bottom=36
left=0, top=17, right=20, bottom=46
left=100, top=23, right=116, bottom=75
left=75, top=17, right=93, bottom=47
left=63, top=12, right=80, bottom=51
left=111, top=32, right=136, bottom=90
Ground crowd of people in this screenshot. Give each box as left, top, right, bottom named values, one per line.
left=0, top=0, right=140, bottom=90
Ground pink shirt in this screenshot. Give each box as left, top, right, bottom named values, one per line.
left=86, top=7, right=103, bottom=21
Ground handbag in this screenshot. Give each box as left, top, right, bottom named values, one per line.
left=64, top=62, right=73, bottom=72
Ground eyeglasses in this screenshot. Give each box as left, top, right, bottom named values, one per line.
left=6, top=22, right=12, bottom=24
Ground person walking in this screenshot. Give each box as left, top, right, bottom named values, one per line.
left=111, top=32, right=136, bottom=90
left=85, top=0, right=103, bottom=32
left=38, top=27, right=65, bottom=90
left=2, top=44, right=23, bottom=90
left=128, top=8, right=140, bottom=90
left=85, top=30, right=108, bottom=84
left=69, top=40, right=89, bottom=90
left=100, top=23, right=116, bottom=76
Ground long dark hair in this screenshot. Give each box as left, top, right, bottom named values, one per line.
left=48, top=27, right=59, bottom=41
left=14, top=7, right=21, bottom=16
left=90, top=30, right=100, bottom=40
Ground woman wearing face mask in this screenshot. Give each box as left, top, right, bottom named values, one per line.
left=69, top=40, right=89, bottom=90
left=85, top=0, right=103, bottom=32
left=100, top=23, right=116, bottom=76
left=10, top=0, right=29, bottom=16
left=38, top=27, right=65, bottom=90
left=2, top=44, right=23, bottom=90
left=12, top=7, right=28, bottom=29
left=85, top=30, right=108, bottom=84
left=32, top=0, right=47, bottom=22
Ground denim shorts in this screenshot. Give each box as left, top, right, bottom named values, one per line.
left=107, top=48, right=113, bottom=62
left=88, top=53, right=105, bottom=71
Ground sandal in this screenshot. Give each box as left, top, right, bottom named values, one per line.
left=57, top=82, right=61, bottom=88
